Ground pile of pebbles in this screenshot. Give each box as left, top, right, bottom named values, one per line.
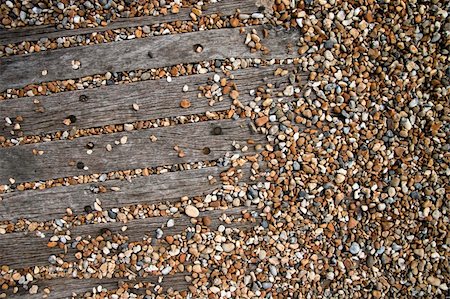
left=1, top=0, right=206, bottom=29
left=1, top=0, right=449, bottom=298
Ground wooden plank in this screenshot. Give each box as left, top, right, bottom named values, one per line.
left=0, top=25, right=300, bottom=91
left=5, top=272, right=189, bottom=299
left=0, top=165, right=251, bottom=222
left=0, top=64, right=305, bottom=137
left=0, top=118, right=264, bottom=185
left=0, top=205, right=260, bottom=269
left=0, top=0, right=259, bottom=46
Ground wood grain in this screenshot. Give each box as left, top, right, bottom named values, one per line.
left=5, top=272, right=189, bottom=299
left=0, top=118, right=263, bottom=185
left=0, top=64, right=305, bottom=137
left=0, top=205, right=260, bottom=269
left=0, top=0, right=259, bottom=46
left=0, top=165, right=252, bottom=222
left=0, top=25, right=300, bottom=91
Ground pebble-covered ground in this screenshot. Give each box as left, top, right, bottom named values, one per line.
left=0, top=0, right=449, bottom=298
left=1, top=0, right=206, bottom=28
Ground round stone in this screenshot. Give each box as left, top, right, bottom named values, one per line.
left=349, top=242, right=361, bottom=255
left=185, top=205, right=199, bottom=218
left=222, top=243, right=235, bottom=253
left=335, top=173, right=346, bottom=184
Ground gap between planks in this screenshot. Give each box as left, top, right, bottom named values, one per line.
left=0, top=0, right=260, bottom=46
left=0, top=25, right=301, bottom=91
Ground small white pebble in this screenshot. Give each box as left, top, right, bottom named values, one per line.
left=29, top=285, right=38, bottom=294
left=167, top=219, right=175, bottom=227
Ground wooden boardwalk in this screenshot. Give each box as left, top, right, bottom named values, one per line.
left=0, top=1, right=305, bottom=297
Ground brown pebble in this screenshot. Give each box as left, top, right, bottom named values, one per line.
left=180, top=99, right=191, bottom=108
left=255, top=116, right=269, bottom=127
left=230, top=90, right=239, bottom=100
left=47, top=241, right=58, bottom=248
left=230, top=18, right=240, bottom=27
left=203, top=216, right=212, bottom=226
left=348, top=217, right=358, bottom=229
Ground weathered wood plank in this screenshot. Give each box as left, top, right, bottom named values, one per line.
left=0, top=165, right=251, bottom=222
left=0, top=64, right=305, bottom=137
left=0, top=0, right=259, bottom=46
left=5, top=272, right=189, bottom=299
left=0, top=205, right=259, bottom=268
left=0, top=118, right=264, bottom=185
left=0, top=25, right=300, bottom=91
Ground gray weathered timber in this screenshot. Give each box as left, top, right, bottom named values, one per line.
left=6, top=272, right=188, bottom=299
left=0, top=64, right=305, bottom=137
left=0, top=26, right=300, bottom=91
left=0, top=118, right=264, bottom=185
left=0, top=205, right=260, bottom=268
left=0, top=0, right=259, bottom=46
left=0, top=165, right=252, bottom=222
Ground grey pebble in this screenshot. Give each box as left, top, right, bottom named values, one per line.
left=108, top=210, right=117, bottom=219
left=349, top=242, right=361, bottom=255
left=161, top=266, right=172, bottom=275
left=48, top=255, right=57, bottom=264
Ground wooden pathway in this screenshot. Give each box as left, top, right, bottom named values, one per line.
left=0, top=1, right=305, bottom=297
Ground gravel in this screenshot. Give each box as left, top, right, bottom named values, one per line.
left=0, top=0, right=449, bottom=298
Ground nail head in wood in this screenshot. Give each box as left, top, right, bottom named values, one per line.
left=79, top=95, right=89, bottom=102
left=203, top=147, right=211, bottom=155
left=212, top=127, right=222, bottom=135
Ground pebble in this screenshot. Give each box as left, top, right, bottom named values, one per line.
left=142, top=26, right=150, bottom=34
left=335, top=173, right=345, bottom=184
left=427, top=277, right=441, bottom=287
left=123, top=123, right=133, bottom=131
left=255, top=116, right=269, bottom=127
left=349, top=242, right=361, bottom=255
left=202, top=216, right=212, bottom=226
left=29, top=285, right=38, bottom=294
left=161, top=266, right=172, bottom=275
left=155, top=228, right=163, bottom=239
left=185, top=205, right=199, bottom=218
left=180, top=99, right=191, bottom=108
left=222, top=243, right=235, bottom=253
left=167, top=219, right=174, bottom=228
left=324, top=50, right=334, bottom=61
